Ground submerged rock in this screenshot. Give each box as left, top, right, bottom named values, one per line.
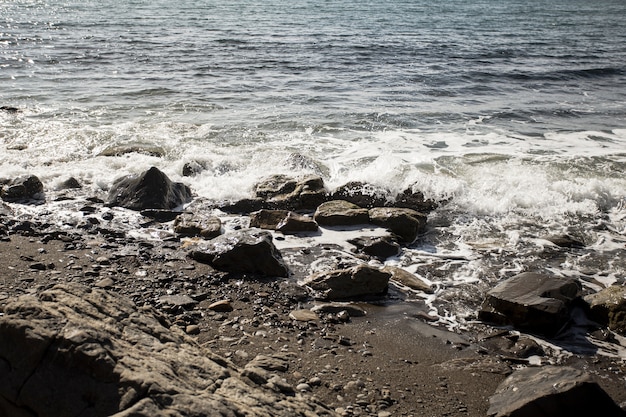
left=0, top=175, right=45, bottom=203
left=189, top=229, right=289, bottom=277
left=584, top=285, right=626, bottom=335
left=479, top=272, right=581, bottom=336
left=106, top=166, right=193, bottom=211
left=331, top=181, right=390, bottom=208
left=301, top=264, right=391, bottom=300
left=382, top=266, right=434, bottom=294
left=98, top=142, right=166, bottom=157
left=0, top=284, right=335, bottom=417
left=348, top=235, right=400, bottom=260
left=313, top=200, right=369, bottom=227
left=488, top=366, right=625, bottom=417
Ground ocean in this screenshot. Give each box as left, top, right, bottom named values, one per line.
left=1, top=0, right=625, bottom=333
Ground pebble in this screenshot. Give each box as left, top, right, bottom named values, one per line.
left=185, top=325, right=200, bottom=335
left=296, top=383, right=311, bottom=392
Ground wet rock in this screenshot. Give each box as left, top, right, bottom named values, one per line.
left=58, top=177, right=82, bottom=190
left=331, top=181, right=390, bottom=208
left=487, top=366, right=625, bottom=417
left=0, top=175, right=45, bottom=203
left=313, top=200, right=369, bottom=227
left=140, top=209, right=182, bottom=222
left=479, top=272, right=581, bottom=336
left=393, top=186, right=438, bottom=212
left=382, top=266, right=434, bottom=293
left=276, top=212, right=318, bottom=233
left=544, top=234, right=585, bottom=248
left=368, top=207, right=427, bottom=243
left=253, top=174, right=327, bottom=211
left=584, top=285, right=626, bottom=335
left=310, top=303, right=367, bottom=317
left=159, top=294, right=198, bottom=309
left=182, top=160, right=207, bottom=177
left=174, top=213, right=222, bottom=239
left=0, top=284, right=334, bottom=417
left=189, top=229, right=289, bottom=277
left=249, top=209, right=291, bottom=229
left=301, top=264, right=391, bottom=300
left=106, top=167, right=193, bottom=211
left=98, top=143, right=166, bottom=157
left=0, top=105, right=20, bottom=113
left=348, top=235, right=400, bottom=260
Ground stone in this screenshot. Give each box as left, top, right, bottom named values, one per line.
left=106, top=167, right=192, bottom=211
left=249, top=209, right=291, bottom=229
left=98, top=143, right=166, bottom=157
left=487, top=366, right=625, bottom=417
left=207, top=300, right=234, bottom=312
left=0, top=284, right=334, bottom=416
left=368, top=207, right=427, bottom=242
left=174, top=213, right=222, bottom=239
left=584, top=285, right=626, bottom=335
left=382, top=266, right=434, bottom=293
left=0, top=175, right=44, bottom=203
left=348, top=235, right=400, bottom=260
left=479, top=272, right=581, bottom=336
left=182, top=160, right=207, bottom=177
left=310, top=303, right=367, bottom=317
left=189, top=229, right=289, bottom=277
left=58, top=177, right=82, bottom=190
left=289, top=309, right=319, bottom=322
left=393, top=186, right=438, bottom=212
left=253, top=174, right=327, bottom=211
left=331, top=181, right=390, bottom=208
left=159, top=294, right=197, bottom=309
left=301, top=264, right=391, bottom=300
left=313, top=200, right=369, bottom=227
left=276, top=212, right=318, bottom=234
left=544, top=234, right=585, bottom=248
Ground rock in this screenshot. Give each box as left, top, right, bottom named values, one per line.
left=276, top=212, right=318, bottom=234
left=140, top=209, right=182, bottom=222
left=301, top=264, right=391, bottom=300
left=0, top=106, right=20, bottom=113
left=330, top=182, right=390, bottom=208
left=544, top=234, right=585, bottom=248
left=0, top=284, right=334, bottom=417
left=189, top=229, right=289, bottom=277
left=174, top=213, right=222, bottom=239
left=106, top=167, right=193, bottom=211
left=289, top=309, right=319, bottom=322
left=185, top=324, right=200, bottom=335
left=246, top=354, right=290, bottom=373
left=348, top=235, right=400, bottom=260
left=58, top=177, right=82, bottom=190
left=98, top=143, right=166, bottom=157
left=310, top=303, right=367, bottom=317
left=584, top=285, right=626, bottom=335
left=182, top=160, right=207, bottom=177
left=479, top=272, right=581, bottom=336
left=207, top=300, right=234, bottom=312
left=487, top=366, right=625, bottom=417
left=368, top=207, right=427, bottom=242
left=253, top=174, right=327, bottom=211
left=393, top=186, right=438, bottom=212
left=249, top=209, right=291, bottom=229
left=313, top=200, right=369, bottom=227
left=382, top=266, right=434, bottom=293
left=159, top=294, right=198, bottom=309
left=0, top=175, right=44, bottom=203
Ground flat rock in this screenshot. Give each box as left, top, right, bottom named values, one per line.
left=383, top=266, right=434, bottom=293
left=276, top=212, right=318, bottom=233
left=249, top=209, right=291, bottom=229
left=584, top=285, right=626, bottom=335
left=348, top=235, right=400, bottom=260
left=313, top=200, right=369, bottom=227
left=107, top=167, right=192, bottom=211
left=301, top=264, right=391, bottom=300
left=479, top=272, right=581, bottom=335
left=159, top=294, right=198, bottom=308
left=0, top=284, right=335, bottom=417
left=289, top=309, right=319, bottom=322
left=488, top=366, right=625, bottom=417
left=254, top=174, right=327, bottom=211
left=189, top=229, right=289, bottom=277
left=368, top=207, right=427, bottom=242
left=174, top=213, right=222, bottom=239
left=98, top=143, right=166, bottom=157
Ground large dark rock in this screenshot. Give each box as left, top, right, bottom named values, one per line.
left=250, top=209, right=317, bottom=234
left=368, top=207, right=427, bottom=242
left=348, top=235, right=400, bottom=260
left=488, top=366, right=625, bottom=417
left=106, top=167, right=192, bottom=211
left=301, top=264, right=391, bottom=300
left=393, top=186, right=439, bottom=212
left=0, top=175, right=44, bottom=203
left=0, top=284, right=334, bottom=417
left=189, top=229, right=289, bottom=277
left=330, top=182, right=390, bottom=208
left=254, top=174, right=327, bottom=211
left=313, top=200, right=369, bottom=227
left=584, top=285, right=626, bottom=335
left=479, top=272, right=581, bottom=335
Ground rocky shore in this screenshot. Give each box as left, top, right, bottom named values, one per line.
left=1, top=167, right=626, bottom=417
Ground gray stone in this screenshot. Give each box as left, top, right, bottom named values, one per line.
left=289, top=309, right=319, bottom=322
left=584, top=285, right=626, bottom=335
left=189, top=229, right=289, bottom=277
left=159, top=294, right=197, bottom=309
left=348, top=235, right=400, bottom=260
left=382, top=266, right=434, bottom=294
left=488, top=366, right=625, bottom=417
left=249, top=209, right=291, bottom=229
left=0, top=284, right=335, bottom=417
left=330, top=181, right=389, bottom=208
left=276, top=212, right=318, bottom=233
left=313, top=200, right=369, bottom=227
left=106, top=167, right=192, bottom=211
left=254, top=174, right=327, bottom=211
left=368, top=207, right=427, bottom=242
left=302, top=264, right=391, bottom=300
left=98, top=143, right=166, bottom=157
left=479, top=272, right=581, bottom=336
left=1, top=175, right=44, bottom=203
left=174, top=213, right=222, bottom=239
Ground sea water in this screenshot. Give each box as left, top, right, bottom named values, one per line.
left=1, top=0, right=625, bottom=332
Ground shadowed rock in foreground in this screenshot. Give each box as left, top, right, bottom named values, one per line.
left=0, top=284, right=335, bottom=417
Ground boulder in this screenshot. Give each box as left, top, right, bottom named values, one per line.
left=174, top=213, right=222, bottom=239
left=348, top=235, right=400, bottom=260
left=106, top=167, right=193, bottom=211
left=313, top=200, right=369, bottom=227
left=479, top=272, right=581, bottom=335
left=382, top=266, right=434, bottom=294
left=57, top=177, right=82, bottom=190
left=98, top=143, right=166, bottom=157
left=0, top=175, right=44, bottom=203
left=488, top=366, right=625, bottom=417
left=249, top=209, right=292, bottom=229
left=584, top=286, right=626, bottom=335
left=368, top=207, right=427, bottom=242
left=301, top=264, right=391, bottom=300
left=393, top=186, right=438, bottom=212
left=276, top=212, right=318, bottom=234
left=330, top=182, right=390, bottom=208
left=254, top=174, right=327, bottom=211
left=189, top=229, right=289, bottom=277
left=0, top=284, right=335, bottom=417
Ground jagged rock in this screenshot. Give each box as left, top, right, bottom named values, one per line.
left=250, top=209, right=292, bottom=229
left=479, top=272, right=581, bottom=335
left=189, top=229, right=289, bottom=277
left=182, top=160, right=207, bottom=177
left=584, top=286, right=626, bottom=335
left=254, top=174, right=327, bottom=211
left=487, top=366, right=625, bottom=417
left=348, top=235, right=400, bottom=260
left=0, top=175, right=44, bottom=203
left=544, top=234, right=585, bottom=248
left=276, top=212, right=318, bottom=234
left=98, top=143, right=166, bottom=157
left=331, top=182, right=390, bottom=208
left=368, top=207, right=427, bottom=242
left=106, top=167, right=193, bottom=211
left=313, top=200, right=369, bottom=227
left=301, top=264, right=391, bottom=300
left=174, top=213, right=222, bottom=239
left=393, top=186, right=438, bottom=212
left=382, top=266, right=434, bottom=294
left=0, top=284, right=335, bottom=417
left=57, top=177, right=82, bottom=190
